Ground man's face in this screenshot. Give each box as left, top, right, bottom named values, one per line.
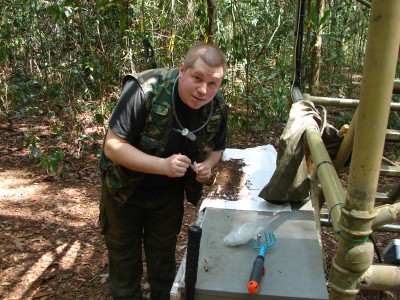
left=178, top=58, right=224, bottom=110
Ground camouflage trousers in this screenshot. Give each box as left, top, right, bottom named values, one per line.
left=100, top=183, right=184, bottom=300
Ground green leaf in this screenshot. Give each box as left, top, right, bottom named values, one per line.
left=47, top=4, right=62, bottom=23
left=75, top=124, right=83, bottom=132
left=56, top=150, right=65, bottom=160
left=310, top=3, right=317, bottom=27
left=39, top=157, right=48, bottom=169
left=319, top=9, right=331, bottom=30
left=94, top=113, right=104, bottom=124
left=50, top=125, right=58, bottom=133
left=49, top=161, right=58, bottom=173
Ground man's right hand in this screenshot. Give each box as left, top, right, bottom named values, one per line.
left=163, top=154, right=191, bottom=177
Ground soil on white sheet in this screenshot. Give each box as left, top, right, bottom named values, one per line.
left=205, top=159, right=247, bottom=200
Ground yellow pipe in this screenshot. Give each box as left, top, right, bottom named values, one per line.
left=333, top=108, right=357, bottom=170
left=329, top=0, right=400, bottom=298
left=346, top=0, right=400, bottom=212
left=359, top=264, right=400, bottom=292
left=306, top=95, right=400, bottom=111
left=305, top=128, right=345, bottom=230
left=372, top=203, right=400, bottom=230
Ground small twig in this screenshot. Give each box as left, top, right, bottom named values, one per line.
left=190, top=161, right=198, bottom=173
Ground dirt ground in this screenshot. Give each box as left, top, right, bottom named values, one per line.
left=0, top=119, right=399, bottom=300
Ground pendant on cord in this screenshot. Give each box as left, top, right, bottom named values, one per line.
left=181, top=128, right=197, bottom=141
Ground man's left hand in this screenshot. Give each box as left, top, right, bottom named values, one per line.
left=193, top=162, right=212, bottom=183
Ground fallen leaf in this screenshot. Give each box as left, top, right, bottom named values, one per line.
left=99, top=273, right=109, bottom=284
left=77, top=277, right=86, bottom=282
left=32, top=289, right=54, bottom=299
left=14, top=238, right=25, bottom=251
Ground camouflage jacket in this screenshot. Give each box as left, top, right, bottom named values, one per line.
left=99, top=68, right=226, bottom=206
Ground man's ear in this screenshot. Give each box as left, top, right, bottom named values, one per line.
left=178, top=63, right=185, bottom=77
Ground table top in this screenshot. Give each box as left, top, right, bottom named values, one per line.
left=194, top=207, right=328, bottom=300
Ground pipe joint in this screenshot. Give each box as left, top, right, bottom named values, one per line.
left=344, top=242, right=374, bottom=273
left=339, top=207, right=377, bottom=236
left=329, top=259, right=360, bottom=297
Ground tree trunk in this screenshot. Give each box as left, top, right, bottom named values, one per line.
left=205, top=0, right=216, bottom=43
left=309, top=0, right=325, bottom=94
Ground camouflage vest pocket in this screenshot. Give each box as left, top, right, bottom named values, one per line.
left=137, top=102, right=170, bottom=154
left=146, top=102, right=169, bottom=134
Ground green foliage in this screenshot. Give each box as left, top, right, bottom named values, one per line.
left=38, top=150, right=67, bottom=177
left=309, top=3, right=331, bottom=35
left=23, top=132, right=67, bottom=176
left=1, top=0, right=392, bottom=170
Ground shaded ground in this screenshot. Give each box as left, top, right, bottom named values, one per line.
left=0, top=119, right=399, bottom=300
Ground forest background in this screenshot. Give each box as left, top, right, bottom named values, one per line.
left=2, top=0, right=398, bottom=167
left=0, top=0, right=399, bottom=299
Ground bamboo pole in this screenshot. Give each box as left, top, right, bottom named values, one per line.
left=355, top=0, right=371, bottom=9
left=371, top=202, right=400, bottom=230
left=291, top=87, right=345, bottom=222
left=291, top=87, right=347, bottom=229
left=387, top=183, right=400, bottom=203
left=333, top=108, right=357, bottom=170
left=329, top=0, right=400, bottom=298
left=320, top=217, right=400, bottom=233
left=358, top=265, right=400, bottom=292
left=394, top=79, right=400, bottom=94
left=304, top=128, right=345, bottom=230
left=304, top=95, right=400, bottom=111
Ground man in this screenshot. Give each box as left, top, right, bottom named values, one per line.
left=99, top=43, right=228, bottom=299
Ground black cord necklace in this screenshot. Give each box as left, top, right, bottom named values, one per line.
left=172, top=79, right=213, bottom=141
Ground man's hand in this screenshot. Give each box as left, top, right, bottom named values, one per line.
left=192, top=150, right=223, bottom=183
left=193, top=161, right=212, bottom=183
left=163, top=154, right=191, bottom=177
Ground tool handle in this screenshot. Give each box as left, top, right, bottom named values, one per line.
left=247, top=255, right=265, bottom=294
left=185, top=225, right=202, bottom=300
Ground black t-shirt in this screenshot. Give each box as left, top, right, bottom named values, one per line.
left=108, top=77, right=227, bottom=187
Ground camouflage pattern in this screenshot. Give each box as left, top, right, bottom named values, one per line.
left=99, top=67, right=226, bottom=209
left=131, top=68, right=179, bottom=156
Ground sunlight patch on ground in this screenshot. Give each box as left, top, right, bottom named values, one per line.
left=0, top=170, right=97, bottom=228
left=0, top=243, right=68, bottom=298
left=0, top=240, right=99, bottom=297
left=58, top=240, right=81, bottom=270
left=0, top=170, right=45, bottom=198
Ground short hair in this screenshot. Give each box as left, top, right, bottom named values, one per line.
left=183, top=43, right=227, bottom=77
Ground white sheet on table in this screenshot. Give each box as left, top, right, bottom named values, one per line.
left=200, top=145, right=291, bottom=213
